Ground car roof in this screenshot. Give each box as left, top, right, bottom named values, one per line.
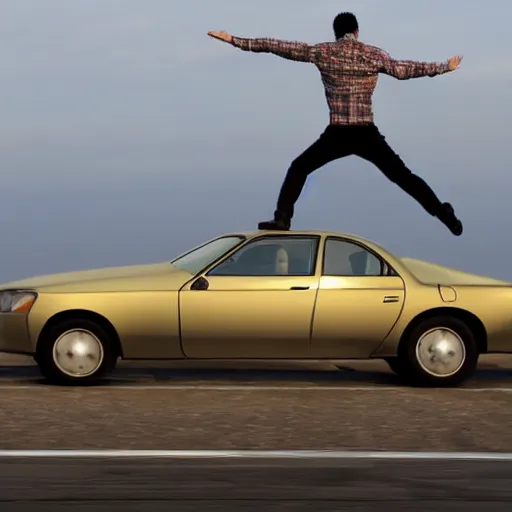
left=227, top=229, right=375, bottom=244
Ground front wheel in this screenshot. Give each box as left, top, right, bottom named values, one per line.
left=36, top=318, right=118, bottom=385
left=398, top=316, right=478, bottom=387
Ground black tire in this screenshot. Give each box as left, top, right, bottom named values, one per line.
left=398, top=315, right=478, bottom=387
left=384, top=357, right=412, bottom=380
left=36, top=318, right=118, bottom=385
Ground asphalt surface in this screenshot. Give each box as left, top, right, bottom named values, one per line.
left=2, top=355, right=512, bottom=451
left=2, top=354, right=512, bottom=509
left=2, top=456, right=512, bottom=510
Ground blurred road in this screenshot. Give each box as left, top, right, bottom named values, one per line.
left=1, top=354, right=512, bottom=451
left=2, top=354, right=512, bottom=509
left=2, top=454, right=512, bottom=511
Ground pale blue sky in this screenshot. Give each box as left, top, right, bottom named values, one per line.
left=0, top=0, right=510, bottom=282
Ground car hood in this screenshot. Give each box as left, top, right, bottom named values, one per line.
left=0, top=262, right=193, bottom=293
left=400, top=257, right=511, bottom=286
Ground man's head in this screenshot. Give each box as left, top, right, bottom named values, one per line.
left=333, top=12, right=359, bottom=40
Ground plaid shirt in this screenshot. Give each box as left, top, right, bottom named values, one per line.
left=231, top=34, right=450, bottom=125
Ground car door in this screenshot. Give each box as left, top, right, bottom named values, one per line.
left=310, top=237, right=405, bottom=358
left=179, top=235, right=321, bottom=358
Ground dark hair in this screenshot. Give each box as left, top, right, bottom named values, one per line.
left=333, top=12, right=358, bottom=39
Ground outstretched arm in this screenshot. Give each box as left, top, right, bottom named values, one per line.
left=377, top=51, right=463, bottom=80
left=208, top=30, right=315, bottom=63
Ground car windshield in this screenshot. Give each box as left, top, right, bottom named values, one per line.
left=171, top=236, right=246, bottom=275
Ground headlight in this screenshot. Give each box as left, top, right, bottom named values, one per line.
left=0, top=290, right=38, bottom=313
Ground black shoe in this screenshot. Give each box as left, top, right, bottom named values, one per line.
left=437, top=202, right=463, bottom=236
left=257, top=218, right=291, bottom=230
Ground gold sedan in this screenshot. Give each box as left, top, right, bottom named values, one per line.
left=0, top=230, right=510, bottom=387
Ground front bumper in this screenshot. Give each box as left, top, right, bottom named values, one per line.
left=0, top=313, right=33, bottom=354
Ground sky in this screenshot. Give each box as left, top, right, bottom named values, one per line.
left=0, top=0, right=510, bottom=282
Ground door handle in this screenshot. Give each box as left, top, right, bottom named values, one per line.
left=383, top=295, right=400, bottom=303
left=290, top=286, right=310, bottom=290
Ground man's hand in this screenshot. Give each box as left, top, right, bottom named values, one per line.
left=448, top=55, right=463, bottom=71
left=208, top=30, right=233, bottom=44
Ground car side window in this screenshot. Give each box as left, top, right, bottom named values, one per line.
left=322, top=238, right=384, bottom=276
left=207, top=236, right=319, bottom=277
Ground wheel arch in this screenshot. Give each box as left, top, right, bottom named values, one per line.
left=398, top=307, right=488, bottom=355
left=35, top=309, right=123, bottom=359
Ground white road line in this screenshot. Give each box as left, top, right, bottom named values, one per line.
left=0, top=384, right=511, bottom=392
left=0, top=449, right=512, bottom=460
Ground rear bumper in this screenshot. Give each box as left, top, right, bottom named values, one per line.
left=0, top=314, right=33, bottom=354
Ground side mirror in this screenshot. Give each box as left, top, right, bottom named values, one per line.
left=191, top=277, right=209, bottom=290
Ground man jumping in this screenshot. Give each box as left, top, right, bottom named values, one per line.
left=208, top=12, right=464, bottom=235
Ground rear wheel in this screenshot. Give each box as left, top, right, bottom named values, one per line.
left=398, top=315, right=478, bottom=387
left=384, top=357, right=411, bottom=380
left=36, top=318, right=118, bottom=385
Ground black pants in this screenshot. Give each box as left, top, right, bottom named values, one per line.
left=275, top=123, right=444, bottom=220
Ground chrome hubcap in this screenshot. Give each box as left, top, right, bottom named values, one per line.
left=53, top=329, right=104, bottom=378
left=416, top=327, right=466, bottom=378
